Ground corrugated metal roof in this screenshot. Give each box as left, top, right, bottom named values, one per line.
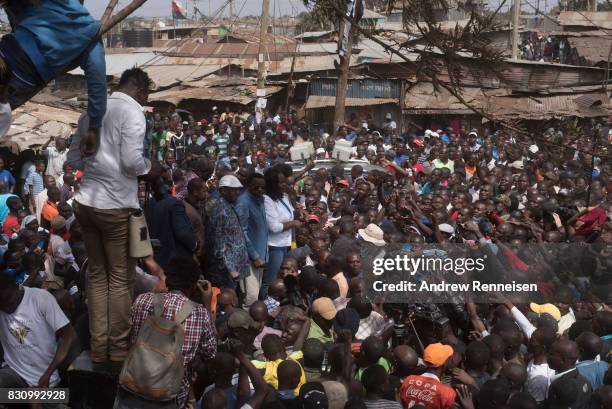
left=3, top=102, right=80, bottom=154
left=149, top=82, right=283, bottom=106
left=488, top=92, right=611, bottom=119
left=403, top=81, right=611, bottom=119
left=559, top=11, right=612, bottom=29
left=297, top=43, right=338, bottom=55
left=143, top=64, right=227, bottom=89
left=295, top=30, right=334, bottom=39
left=305, top=96, right=398, bottom=109
left=154, top=40, right=297, bottom=60
left=567, top=36, right=612, bottom=66
left=405, top=82, right=499, bottom=111
left=69, top=52, right=159, bottom=76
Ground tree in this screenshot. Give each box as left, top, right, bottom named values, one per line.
left=295, top=10, right=334, bottom=32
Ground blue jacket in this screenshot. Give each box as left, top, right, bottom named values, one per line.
left=235, top=190, right=268, bottom=262
left=5, top=0, right=106, bottom=128
left=145, top=195, right=196, bottom=269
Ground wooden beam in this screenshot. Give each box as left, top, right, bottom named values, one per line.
left=98, top=0, right=148, bottom=37
left=100, top=0, right=119, bottom=28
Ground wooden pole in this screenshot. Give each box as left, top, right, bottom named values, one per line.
left=98, top=0, right=149, bottom=37
left=284, top=39, right=300, bottom=112
left=512, top=0, right=520, bottom=60
left=100, top=0, right=119, bottom=28
left=256, top=0, right=270, bottom=122
left=333, top=10, right=355, bottom=135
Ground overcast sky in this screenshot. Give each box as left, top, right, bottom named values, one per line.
left=86, top=0, right=306, bottom=19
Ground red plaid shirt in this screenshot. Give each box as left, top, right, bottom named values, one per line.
left=130, top=292, right=217, bottom=407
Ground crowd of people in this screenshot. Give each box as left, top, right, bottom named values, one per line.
left=0, top=65, right=610, bottom=409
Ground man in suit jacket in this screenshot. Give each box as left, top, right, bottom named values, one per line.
left=145, top=180, right=197, bottom=270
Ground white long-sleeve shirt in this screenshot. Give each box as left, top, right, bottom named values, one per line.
left=264, top=194, right=294, bottom=247
left=68, top=92, right=151, bottom=210
left=511, top=306, right=536, bottom=339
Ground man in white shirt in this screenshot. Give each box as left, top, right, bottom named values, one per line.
left=0, top=274, right=76, bottom=391
left=67, top=68, right=154, bottom=367
left=41, top=136, right=68, bottom=182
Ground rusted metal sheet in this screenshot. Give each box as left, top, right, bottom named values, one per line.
left=567, top=36, right=612, bottom=66
left=309, top=78, right=402, bottom=99
left=559, top=11, right=612, bottom=30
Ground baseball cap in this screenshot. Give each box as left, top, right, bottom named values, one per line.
left=333, top=308, right=360, bottom=337
left=300, top=382, right=329, bottom=409
left=438, top=223, right=455, bottom=235
left=219, top=175, right=243, bottom=189
left=228, top=309, right=255, bottom=330
left=307, top=214, right=320, bottom=223
left=336, top=179, right=350, bottom=187
left=423, top=343, right=453, bottom=367
left=413, top=139, right=424, bottom=147
left=530, top=303, right=561, bottom=321
left=312, top=297, right=337, bottom=321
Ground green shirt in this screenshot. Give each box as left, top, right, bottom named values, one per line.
left=307, top=319, right=334, bottom=344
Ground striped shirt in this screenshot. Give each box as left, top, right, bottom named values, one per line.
left=214, top=133, right=230, bottom=158
left=25, top=171, right=44, bottom=197
left=363, top=399, right=403, bottom=409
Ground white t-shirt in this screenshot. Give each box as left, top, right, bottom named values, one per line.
left=0, top=287, right=70, bottom=386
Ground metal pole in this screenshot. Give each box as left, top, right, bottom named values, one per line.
left=512, top=0, right=521, bottom=60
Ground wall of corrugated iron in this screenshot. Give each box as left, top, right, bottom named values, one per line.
left=309, top=78, right=402, bottom=99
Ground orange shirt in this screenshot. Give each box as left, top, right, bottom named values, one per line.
left=41, top=201, right=59, bottom=223
left=400, top=374, right=456, bottom=409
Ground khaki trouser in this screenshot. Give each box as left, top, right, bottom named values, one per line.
left=242, top=264, right=264, bottom=307
left=73, top=201, right=136, bottom=363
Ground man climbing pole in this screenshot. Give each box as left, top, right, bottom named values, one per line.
left=0, top=0, right=147, bottom=154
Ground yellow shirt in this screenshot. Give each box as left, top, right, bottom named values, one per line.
left=252, top=351, right=305, bottom=395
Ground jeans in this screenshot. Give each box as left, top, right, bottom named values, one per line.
left=259, top=246, right=288, bottom=300
left=0, top=367, right=64, bottom=409
left=73, top=201, right=135, bottom=363
left=0, top=34, right=45, bottom=109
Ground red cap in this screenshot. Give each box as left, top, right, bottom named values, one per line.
left=307, top=214, right=320, bottom=223
left=413, top=139, right=424, bottom=146
left=336, top=179, right=350, bottom=187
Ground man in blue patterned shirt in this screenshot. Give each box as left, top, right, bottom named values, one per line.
left=204, top=175, right=250, bottom=290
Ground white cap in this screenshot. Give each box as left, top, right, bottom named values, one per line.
left=386, top=113, right=392, bottom=119
left=529, top=144, right=539, bottom=154
left=430, top=132, right=440, bottom=138
left=438, top=223, right=455, bottom=234
left=316, top=147, right=326, bottom=154
left=219, top=175, right=243, bottom=188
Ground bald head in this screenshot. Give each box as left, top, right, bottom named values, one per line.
left=549, top=339, right=580, bottom=372
left=277, top=360, right=302, bottom=390
left=500, top=362, right=527, bottom=391
left=576, top=331, right=603, bottom=361
left=249, top=301, right=269, bottom=323
left=393, top=345, right=419, bottom=377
